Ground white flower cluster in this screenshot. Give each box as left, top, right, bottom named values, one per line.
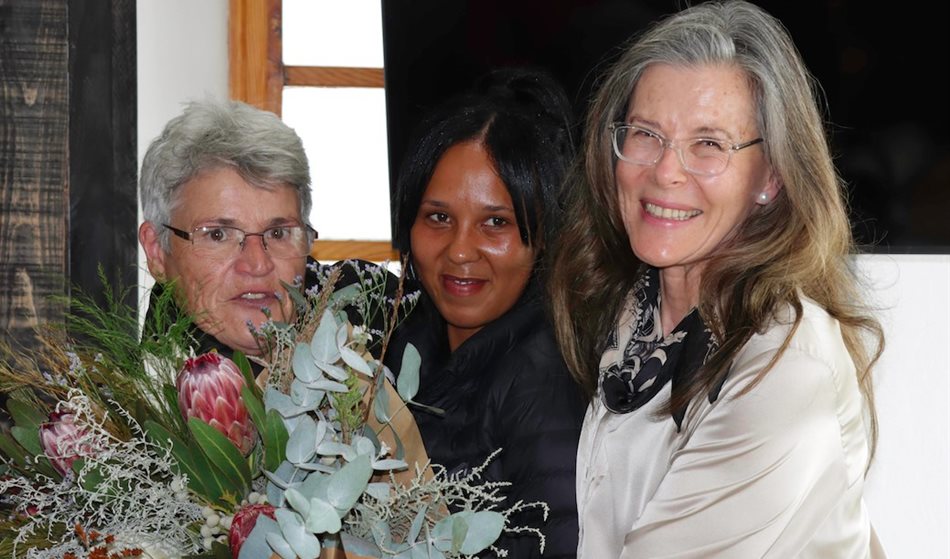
left=1, top=390, right=204, bottom=558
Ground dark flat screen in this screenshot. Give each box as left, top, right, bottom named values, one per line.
left=382, top=0, right=950, bottom=253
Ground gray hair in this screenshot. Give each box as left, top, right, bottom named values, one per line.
left=140, top=98, right=312, bottom=249
left=584, top=0, right=836, bottom=246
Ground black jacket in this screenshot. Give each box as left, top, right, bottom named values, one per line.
left=384, top=282, right=586, bottom=558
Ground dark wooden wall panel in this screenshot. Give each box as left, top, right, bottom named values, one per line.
left=68, top=0, right=137, bottom=311
left=0, top=0, right=136, bottom=426
left=0, top=0, right=70, bottom=351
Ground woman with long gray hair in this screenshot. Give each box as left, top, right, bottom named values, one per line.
left=549, top=1, right=886, bottom=556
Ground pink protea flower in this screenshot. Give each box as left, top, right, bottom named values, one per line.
left=176, top=352, right=258, bottom=455
left=39, top=411, right=93, bottom=476
left=229, top=503, right=276, bottom=558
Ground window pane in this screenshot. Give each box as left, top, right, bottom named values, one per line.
left=282, top=86, right=391, bottom=240
left=283, top=0, right=384, bottom=67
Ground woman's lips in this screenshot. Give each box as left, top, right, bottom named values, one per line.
left=642, top=201, right=702, bottom=221
left=441, top=275, right=486, bottom=297
left=232, top=291, right=278, bottom=308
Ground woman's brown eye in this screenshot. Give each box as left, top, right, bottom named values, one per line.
left=207, top=228, right=228, bottom=242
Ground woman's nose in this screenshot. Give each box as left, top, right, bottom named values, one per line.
left=234, top=235, right=276, bottom=275
left=447, top=227, right=479, bottom=264
left=653, top=143, right=689, bottom=186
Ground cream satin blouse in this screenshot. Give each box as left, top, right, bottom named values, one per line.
left=576, top=297, right=884, bottom=558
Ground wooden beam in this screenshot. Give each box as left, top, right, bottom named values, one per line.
left=229, top=0, right=283, bottom=115
left=311, top=240, right=398, bottom=263
left=285, top=66, right=384, bottom=88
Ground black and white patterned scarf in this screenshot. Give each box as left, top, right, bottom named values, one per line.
left=598, top=267, right=721, bottom=430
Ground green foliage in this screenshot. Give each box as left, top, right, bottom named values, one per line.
left=62, top=269, right=192, bottom=432
left=145, top=419, right=224, bottom=504
left=188, top=418, right=253, bottom=502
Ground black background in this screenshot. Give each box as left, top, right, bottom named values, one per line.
left=382, top=0, right=950, bottom=253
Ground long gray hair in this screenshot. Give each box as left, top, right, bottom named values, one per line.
left=549, top=0, right=883, bottom=455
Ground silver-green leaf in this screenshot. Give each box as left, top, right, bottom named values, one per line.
left=397, top=343, right=421, bottom=402
left=326, top=453, right=372, bottom=513
left=304, top=497, right=342, bottom=534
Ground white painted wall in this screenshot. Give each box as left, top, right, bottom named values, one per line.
left=862, top=254, right=950, bottom=557
left=135, top=0, right=229, bottom=306
left=136, top=4, right=950, bottom=556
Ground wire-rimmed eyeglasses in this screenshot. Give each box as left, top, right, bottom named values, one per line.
left=163, top=224, right=317, bottom=260
left=610, top=123, right=763, bottom=177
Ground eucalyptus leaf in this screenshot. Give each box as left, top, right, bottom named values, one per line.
left=414, top=544, right=445, bottom=559
left=432, top=514, right=467, bottom=553
left=266, top=388, right=310, bottom=419
left=298, top=469, right=331, bottom=502
left=359, top=426, right=382, bottom=455
left=365, top=482, right=391, bottom=503
left=373, top=377, right=391, bottom=425
left=328, top=283, right=360, bottom=306
left=291, top=379, right=324, bottom=408
left=238, top=514, right=278, bottom=559
left=371, top=519, right=393, bottom=550
left=407, top=505, right=428, bottom=545
left=295, top=461, right=337, bottom=474
left=392, top=426, right=406, bottom=462
left=352, top=435, right=376, bottom=457
left=316, top=441, right=354, bottom=460
left=372, top=458, right=408, bottom=471
left=340, top=345, right=372, bottom=376
left=315, top=361, right=349, bottom=382
left=458, top=511, right=505, bottom=555
left=280, top=279, right=310, bottom=311
left=397, top=343, right=422, bottom=402
left=452, top=516, right=468, bottom=554
left=304, top=497, right=342, bottom=534
left=266, top=460, right=309, bottom=505
left=336, top=322, right=348, bottom=351
left=271, top=458, right=305, bottom=484
left=286, top=415, right=318, bottom=465
left=275, top=508, right=321, bottom=559
left=326, top=453, right=373, bottom=513
left=265, top=531, right=298, bottom=559
left=284, top=487, right=311, bottom=516
left=314, top=419, right=328, bottom=446
left=340, top=533, right=385, bottom=559
left=310, top=309, right=341, bottom=364
left=308, top=379, right=349, bottom=393
left=293, top=342, right=322, bottom=383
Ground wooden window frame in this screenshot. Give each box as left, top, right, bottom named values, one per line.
left=229, top=0, right=397, bottom=262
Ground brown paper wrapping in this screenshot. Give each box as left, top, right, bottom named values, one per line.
left=364, top=376, right=435, bottom=485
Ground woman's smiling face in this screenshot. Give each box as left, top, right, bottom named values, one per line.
left=616, top=63, right=779, bottom=280
left=410, top=141, right=536, bottom=351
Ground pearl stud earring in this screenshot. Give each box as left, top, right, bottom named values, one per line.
left=757, top=191, right=770, bottom=204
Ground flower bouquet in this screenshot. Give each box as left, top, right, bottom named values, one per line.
left=0, top=262, right=546, bottom=558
